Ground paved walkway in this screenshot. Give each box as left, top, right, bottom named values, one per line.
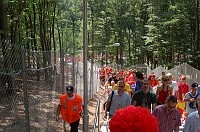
left=76, top=88, right=185, bottom=132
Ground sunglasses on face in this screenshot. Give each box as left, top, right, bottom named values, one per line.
left=118, top=85, right=124, bottom=88
left=163, top=79, right=169, bottom=81
left=143, top=83, right=149, bottom=85
left=167, top=105, right=176, bottom=109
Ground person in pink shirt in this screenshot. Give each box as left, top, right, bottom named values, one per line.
left=152, top=95, right=181, bottom=132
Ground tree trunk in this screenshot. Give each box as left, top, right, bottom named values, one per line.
left=196, top=0, right=200, bottom=69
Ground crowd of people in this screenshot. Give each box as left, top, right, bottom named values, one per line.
left=54, top=66, right=200, bottom=132
left=100, top=66, right=200, bottom=132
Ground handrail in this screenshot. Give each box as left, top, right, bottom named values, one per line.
left=92, top=96, right=101, bottom=132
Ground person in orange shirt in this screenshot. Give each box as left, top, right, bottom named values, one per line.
left=56, top=86, right=83, bottom=132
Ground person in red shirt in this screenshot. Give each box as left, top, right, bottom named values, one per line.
left=127, top=74, right=136, bottom=98
left=109, top=67, right=112, bottom=73
left=177, top=75, right=189, bottom=115
left=127, top=74, right=135, bottom=86
left=178, top=75, right=189, bottom=102
left=150, top=74, right=158, bottom=88
left=148, top=72, right=154, bottom=80
left=156, top=75, right=172, bottom=105
left=128, top=69, right=133, bottom=76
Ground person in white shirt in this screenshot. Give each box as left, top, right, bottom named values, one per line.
left=166, top=73, right=178, bottom=96
left=184, top=83, right=200, bottom=115
left=183, top=100, right=200, bottom=132
left=198, top=85, right=200, bottom=94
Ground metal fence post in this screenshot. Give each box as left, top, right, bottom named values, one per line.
left=60, top=49, right=65, bottom=94
left=72, top=51, right=76, bottom=89
left=75, top=58, right=78, bottom=93
left=98, top=97, right=100, bottom=132
left=60, top=49, right=66, bottom=130
left=21, top=48, right=30, bottom=132
left=90, top=57, right=94, bottom=99
left=83, top=0, right=89, bottom=131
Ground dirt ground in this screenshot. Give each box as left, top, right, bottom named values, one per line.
left=0, top=69, right=105, bottom=132
left=77, top=87, right=105, bottom=132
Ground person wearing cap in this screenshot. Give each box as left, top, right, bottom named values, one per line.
left=183, top=100, right=200, bottom=132
left=183, top=83, right=200, bottom=115
left=56, top=86, right=83, bottom=132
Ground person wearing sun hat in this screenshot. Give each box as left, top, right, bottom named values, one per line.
left=56, top=86, right=83, bottom=132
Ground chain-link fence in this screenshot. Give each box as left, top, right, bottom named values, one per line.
left=152, top=63, right=200, bottom=86
left=131, top=64, right=152, bottom=77
left=152, top=65, right=167, bottom=78
left=0, top=41, right=100, bottom=132
left=168, top=63, right=200, bottom=86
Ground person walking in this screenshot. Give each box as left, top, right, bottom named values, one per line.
left=113, top=77, right=131, bottom=95
left=152, top=95, right=181, bottom=132
left=56, top=86, right=83, bottom=132
left=183, top=100, right=200, bottom=132
left=134, top=71, right=144, bottom=92
left=104, top=80, right=131, bottom=119
left=183, top=83, right=200, bottom=115
left=156, top=75, right=173, bottom=105
left=150, top=74, right=158, bottom=88
left=166, top=73, right=178, bottom=96
left=132, top=78, right=157, bottom=111
left=177, top=75, right=189, bottom=116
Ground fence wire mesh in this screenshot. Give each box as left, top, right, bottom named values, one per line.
left=168, top=63, right=200, bottom=86
left=152, top=65, right=167, bottom=78
left=0, top=41, right=26, bottom=132
left=0, top=40, right=100, bottom=132
left=152, top=63, right=200, bottom=86
left=1, top=40, right=200, bottom=132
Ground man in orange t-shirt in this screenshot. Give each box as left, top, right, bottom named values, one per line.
left=56, top=86, right=83, bottom=132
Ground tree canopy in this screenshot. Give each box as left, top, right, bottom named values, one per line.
left=0, top=0, right=200, bottom=70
